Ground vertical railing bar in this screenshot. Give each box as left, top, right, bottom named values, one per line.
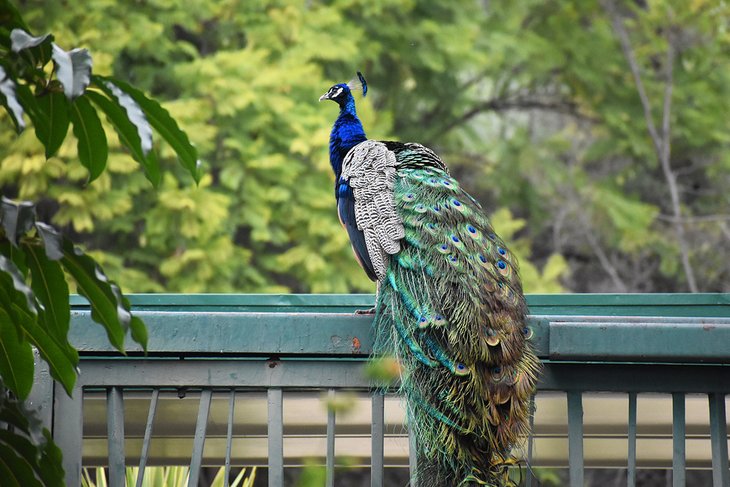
left=526, top=394, right=536, bottom=487
left=567, top=391, right=584, bottom=487
left=55, top=382, right=83, bottom=487
left=371, top=393, right=385, bottom=487
left=672, top=393, right=686, bottom=487
left=408, top=423, right=417, bottom=486
left=107, top=387, right=126, bottom=487
left=136, top=388, right=160, bottom=487
left=326, top=389, right=336, bottom=487
left=188, top=389, right=213, bottom=487
left=709, top=393, right=729, bottom=487
left=268, top=388, right=284, bottom=487
left=627, top=392, right=637, bottom=487
left=224, top=390, right=236, bottom=487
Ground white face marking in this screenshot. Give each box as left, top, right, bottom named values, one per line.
left=332, top=87, right=344, bottom=98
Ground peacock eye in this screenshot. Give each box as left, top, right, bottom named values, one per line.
left=478, top=254, right=487, bottom=263
left=451, top=235, right=460, bottom=243
left=467, top=225, right=476, bottom=234
left=498, top=247, right=506, bottom=255
left=497, top=260, right=506, bottom=269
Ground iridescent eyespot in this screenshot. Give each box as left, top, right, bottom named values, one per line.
left=438, top=244, right=450, bottom=254
left=467, top=225, right=476, bottom=234
left=433, top=204, right=441, bottom=212
left=488, top=232, right=496, bottom=240
left=478, top=254, right=488, bottom=264
left=443, top=180, right=451, bottom=186
left=448, top=255, right=458, bottom=263
left=522, top=326, right=534, bottom=340
left=452, top=199, right=462, bottom=207
left=497, top=260, right=506, bottom=269
left=498, top=247, right=506, bottom=256
left=451, top=235, right=460, bottom=243
left=454, top=363, right=469, bottom=376
left=403, top=193, right=415, bottom=201
left=414, top=203, right=427, bottom=213
left=492, top=366, right=502, bottom=374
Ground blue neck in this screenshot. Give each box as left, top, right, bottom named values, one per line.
left=329, top=95, right=367, bottom=185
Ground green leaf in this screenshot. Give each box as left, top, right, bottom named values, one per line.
left=14, top=84, right=54, bottom=155
left=37, top=430, right=64, bottom=487
left=0, top=442, right=41, bottom=487
left=0, top=392, right=64, bottom=487
left=0, top=254, right=37, bottom=314
left=95, top=75, right=200, bottom=182
left=10, top=29, right=50, bottom=53
left=51, top=43, right=92, bottom=100
left=1, top=197, right=36, bottom=247
left=34, top=223, right=63, bottom=261
left=86, top=90, right=161, bottom=187
left=0, top=66, right=25, bottom=133
left=0, top=1, right=31, bottom=38
left=92, top=80, right=152, bottom=154
left=23, top=242, right=70, bottom=344
left=0, top=271, right=77, bottom=395
left=36, top=92, right=69, bottom=159
left=60, top=238, right=128, bottom=352
left=129, top=315, right=148, bottom=352
left=69, top=96, right=107, bottom=182
left=0, top=308, right=34, bottom=399
left=9, top=28, right=53, bottom=67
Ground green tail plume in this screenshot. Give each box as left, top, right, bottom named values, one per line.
left=373, top=165, right=541, bottom=487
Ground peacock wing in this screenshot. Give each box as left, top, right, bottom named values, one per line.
left=340, top=140, right=405, bottom=281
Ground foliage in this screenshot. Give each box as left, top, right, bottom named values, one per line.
left=6, top=0, right=726, bottom=295
left=81, top=466, right=256, bottom=487
left=0, top=1, right=198, bottom=484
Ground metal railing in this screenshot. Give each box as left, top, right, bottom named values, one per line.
left=29, top=294, right=730, bottom=487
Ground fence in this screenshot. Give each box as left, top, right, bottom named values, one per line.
left=30, top=294, right=730, bottom=487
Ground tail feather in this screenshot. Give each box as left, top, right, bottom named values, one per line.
left=373, top=164, right=541, bottom=487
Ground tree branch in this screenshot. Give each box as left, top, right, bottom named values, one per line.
left=602, top=0, right=698, bottom=292
left=431, top=96, right=591, bottom=140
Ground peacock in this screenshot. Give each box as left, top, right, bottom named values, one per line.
left=320, top=73, right=540, bottom=487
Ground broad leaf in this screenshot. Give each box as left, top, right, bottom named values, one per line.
left=13, top=84, right=55, bottom=156
left=51, top=44, right=92, bottom=100
left=129, top=315, right=148, bottom=353
left=35, top=92, right=69, bottom=159
left=23, top=243, right=70, bottom=343
left=8, top=28, right=53, bottom=67
left=86, top=90, right=161, bottom=187
left=60, top=238, right=128, bottom=351
left=94, top=75, right=200, bottom=182
left=0, top=254, right=36, bottom=314
left=1, top=198, right=36, bottom=247
left=0, top=308, right=34, bottom=399
left=0, top=391, right=64, bottom=487
left=10, top=29, right=50, bottom=52
left=34, top=223, right=63, bottom=261
left=0, top=66, right=25, bottom=133
left=69, top=96, right=107, bottom=181
left=95, top=80, right=153, bottom=154
left=0, top=442, right=41, bottom=487
left=0, top=1, right=30, bottom=39
left=0, top=271, right=77, bottom=395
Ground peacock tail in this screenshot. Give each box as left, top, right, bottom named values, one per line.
left=321, top=76, right=541, bottom=487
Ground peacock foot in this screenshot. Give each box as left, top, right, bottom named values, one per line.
left=354, top=307, right=376, bottom=315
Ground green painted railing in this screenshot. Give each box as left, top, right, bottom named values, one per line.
left=34, top=294, right=730, bottom=487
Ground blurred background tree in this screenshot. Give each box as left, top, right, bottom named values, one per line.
left=2, top=0, right=729, bottom=295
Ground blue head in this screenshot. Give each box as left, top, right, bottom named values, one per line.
left=321, top=73, right=368, bottom=183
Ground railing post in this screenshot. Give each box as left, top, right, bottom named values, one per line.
left=672, top=393, right=686, bottom=487
left=268, top=388, right=284, bottom=487
left=371, top=393, right=385, bottom=487
left=709, top=393, right=729, bottom=487
left=107, top=386, right=126, bottom=487
left=189, top=389, right=213, bottom=487
left=567, top=391, right=584, bottom=487
left=55, top=382, right=83, bottom=487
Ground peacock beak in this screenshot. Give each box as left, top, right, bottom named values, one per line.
left=319, top=92, right=330, bottom=102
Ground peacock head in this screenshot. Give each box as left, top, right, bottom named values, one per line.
left=319, top=72, right=367, bottom=107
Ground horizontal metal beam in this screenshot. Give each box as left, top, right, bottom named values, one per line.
left=76, top=359, right=730, bottom=394
left=549, top=317, right=730, bottom=363
left=71, top=310, right=730, bottom=364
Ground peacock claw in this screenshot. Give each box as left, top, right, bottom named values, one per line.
left=355, top=307, right=376, bottom=315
